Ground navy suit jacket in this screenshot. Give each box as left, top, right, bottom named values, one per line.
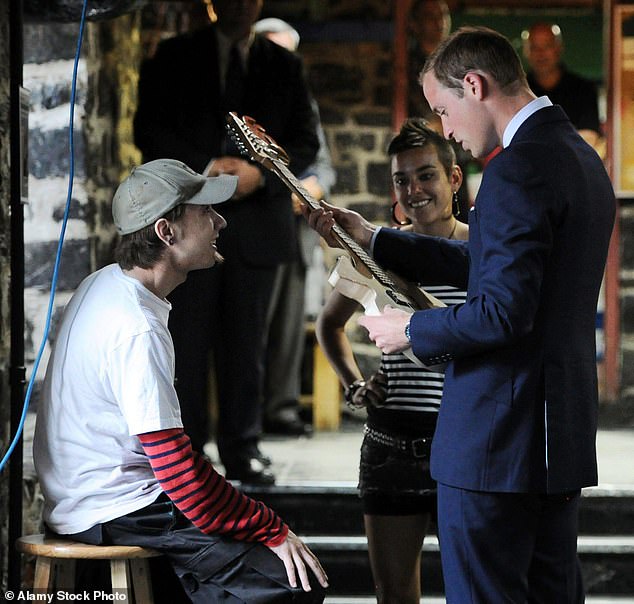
left=133, top=25, right=318, bottom=266
left=374, top=106, right=615, bottom=493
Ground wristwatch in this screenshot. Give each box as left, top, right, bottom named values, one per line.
left=404, top=319, right=412, bottom=343
left=344, top=379, right=366, bottom=408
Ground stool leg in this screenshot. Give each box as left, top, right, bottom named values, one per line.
left=110, top=559, right=131, bottom=598
left=129, top=559, right=154, bottom=604
left=33, top=557, right=53, bottom=591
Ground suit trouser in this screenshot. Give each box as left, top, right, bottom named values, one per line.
left=169, top=254, right=276, bottom=459
left=437, top=483, right=583, bottom=604
left=264, top=259, right=306, bottom=418
left=62, top=493, right=325, bottom=603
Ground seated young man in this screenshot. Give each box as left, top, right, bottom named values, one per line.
left=33, top=159, right=328, bottom=603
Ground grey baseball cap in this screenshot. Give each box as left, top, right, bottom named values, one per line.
left=112, top=159, right=238, bottom=235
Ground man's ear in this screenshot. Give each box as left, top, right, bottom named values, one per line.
left=463, top=72, right=487, bottom=100
left=154, top=218, right=174, bottom=246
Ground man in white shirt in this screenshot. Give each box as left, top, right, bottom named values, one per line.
left=34, top=159, right=328, bottom=602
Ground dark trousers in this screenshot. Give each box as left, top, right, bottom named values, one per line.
left=67, top=494, right=325, bottom=603
left=437, top=483, right=584, bottom=604
left=169, top=253, right=276, bottom=461
left=264, top=259, right=306, bottom=419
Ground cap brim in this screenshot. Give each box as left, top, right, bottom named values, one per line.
left=187, top=174, right=239, bottom=205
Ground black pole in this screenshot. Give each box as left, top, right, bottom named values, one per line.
left=8, top=0, right=26, bottom=592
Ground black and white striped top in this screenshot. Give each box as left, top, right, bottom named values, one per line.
left=378, top=284, right=467, bottom=415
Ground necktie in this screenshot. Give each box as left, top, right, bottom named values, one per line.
left=224, top=45, right=246, bottom=113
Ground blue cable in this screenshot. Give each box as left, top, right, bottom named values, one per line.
left=0, top=0, right=89, bottom=472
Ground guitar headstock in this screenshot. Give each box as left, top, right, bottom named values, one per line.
left=226, top=112, right=290, bottom=169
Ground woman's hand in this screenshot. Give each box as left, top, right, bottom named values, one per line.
left=350, top=371, right=387, bottom=409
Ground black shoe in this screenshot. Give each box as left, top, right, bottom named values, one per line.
left=247, top=445, right=272, bottom=467
left=264, top=410, right=313, bottom=436
left=224, top=457, right=276, bottom=486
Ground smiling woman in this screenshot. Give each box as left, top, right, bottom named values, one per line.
left=315, top=118, right=467, bottom=604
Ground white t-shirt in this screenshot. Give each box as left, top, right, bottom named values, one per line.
left=33, top=264, right=183, bottom=534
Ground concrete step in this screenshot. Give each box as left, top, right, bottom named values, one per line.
left=243, top=482, right=634, bottom=536
left=241, top=482, right=634, bottom=596
left=298, top=535, right=634, bottom=597
left=324, top=598, right=634, bottom=603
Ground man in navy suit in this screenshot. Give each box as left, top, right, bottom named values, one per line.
left=305, top=27, right=615, bottom=603
left=134, top=0, right=318, bottom=484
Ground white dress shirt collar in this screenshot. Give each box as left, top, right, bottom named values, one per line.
left=502, top=96, right=553, bottom=148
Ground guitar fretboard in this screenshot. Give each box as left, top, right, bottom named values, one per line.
left=272, top=160, right=403, bottom=294
left=226, top=114, right=418, bottom=310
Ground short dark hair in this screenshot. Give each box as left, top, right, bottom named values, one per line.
left=114, top=204, right=186, bottom=270
left=387, top=118, right=456, bottom=178
left=422, top=26, right=528, bottom=96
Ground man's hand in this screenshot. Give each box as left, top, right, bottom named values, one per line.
left=268, top=530, right=329, bottom=592
left=358, top=306, right=412, bottom=354
left=300, top=199, right=377, bottom=250
left=207, top=157, right=263, bottom=199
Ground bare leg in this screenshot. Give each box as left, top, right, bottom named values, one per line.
left=364, top=512, right=430, bottom=604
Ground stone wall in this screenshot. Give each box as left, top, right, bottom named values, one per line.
left=19, top=13, right=142, bottom=559
left=22, top=15, right=141, bottom=390
left=302, top=39, right=395, bottom=223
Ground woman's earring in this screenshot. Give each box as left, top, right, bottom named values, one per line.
left=391, top=202, right=411, bottom=226
left=168, top=237, right=175, bottom=245
left=452, top=191, right=460, bottom=217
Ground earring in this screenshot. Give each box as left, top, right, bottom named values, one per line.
left=452, top=191, right=460, bottom=217
left=391, top=202, right=411, bottom=226
left=168, top=237, right=175, bottom=245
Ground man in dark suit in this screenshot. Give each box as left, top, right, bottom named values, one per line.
left=304, top=27, right=615, bottom=603
left=133, top=0, right=319, bottom=484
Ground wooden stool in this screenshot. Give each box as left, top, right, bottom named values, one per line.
left=16, top=534, right=161, bottom=602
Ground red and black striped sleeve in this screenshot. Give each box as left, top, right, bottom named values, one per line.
left=137, top=428, right=288, bottom=547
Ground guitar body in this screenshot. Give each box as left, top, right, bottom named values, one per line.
left=328, top=255, right=444, bottom=369
left=329, top=255, right=444, bottom=315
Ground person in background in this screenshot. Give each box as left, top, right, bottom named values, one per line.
left=253, top=17, right=337, bottom=437
left=33, top=159, right=328, bottom=603
left=408, top=0, right=472, bottom=217
left=407, top=0, right=452, bottom=122
left=523, top=22, right=604, bottom=155
left=304, top=27, right=615, bottom=603
left=316, top=119, right=467, bottom=604
left=133, top=0, right=319, bottom=484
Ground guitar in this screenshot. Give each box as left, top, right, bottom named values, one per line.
left=225, top=112, right=445, bottom=366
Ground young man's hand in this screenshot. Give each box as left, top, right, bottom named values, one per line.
left=268, top=530, right=329, bottom=592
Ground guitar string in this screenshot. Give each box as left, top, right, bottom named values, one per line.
left=228, top=119, right=415, bottom=306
